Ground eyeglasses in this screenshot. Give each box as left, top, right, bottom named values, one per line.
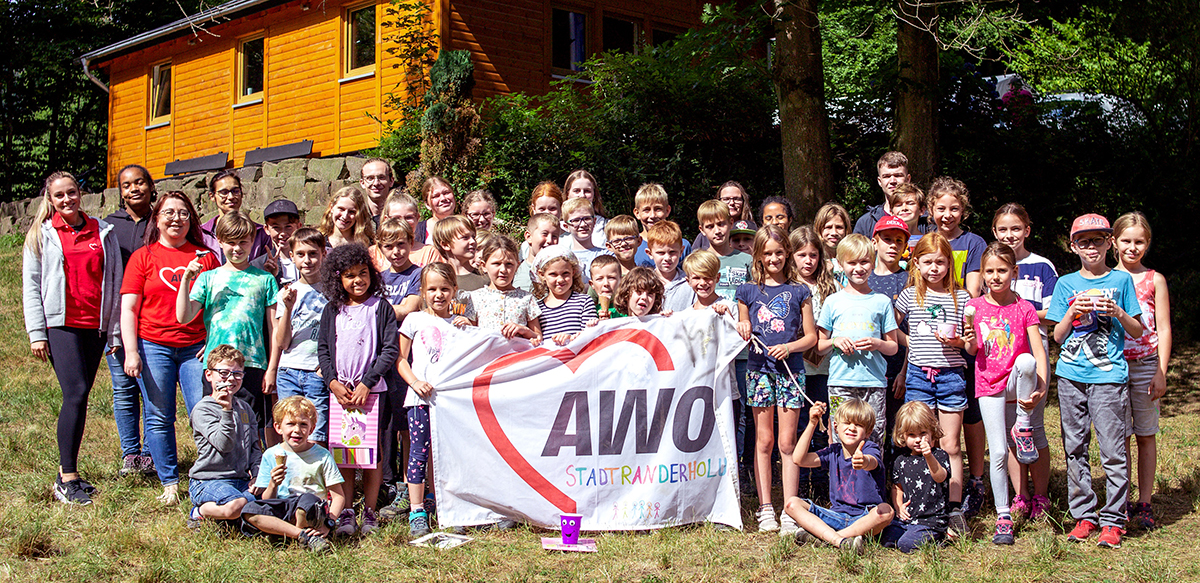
left=467, top=211, right=494, bottom=220
left=362, top=175, right=390, bottom=184
left=719, top=196, right=741, bottom=205
left=1073, top=235, right=1109, bottom=249
left=208, top=368, right=245, bottom=380
left=607, top=235, right=638, bottom=248
left=566, top=215, right=595, bottom=226
left=160, top=209, right=190, bottom=220
left=216, top=187, right=243, bottom=199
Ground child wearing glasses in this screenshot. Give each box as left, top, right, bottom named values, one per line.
left=561, top=197, right=612, bottom=285
left=187, top=344, right=261, bottom=530
left=1047, top=213, right=1143, bottom=549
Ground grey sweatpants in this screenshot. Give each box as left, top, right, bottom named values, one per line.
left=1057, top=377, right=1130, bottom=528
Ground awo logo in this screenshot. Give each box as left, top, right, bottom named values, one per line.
left=471, top=328, right=717, bottom=514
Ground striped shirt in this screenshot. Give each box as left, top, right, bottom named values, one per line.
left=538, top=292, right=597, bottom=337
left=895, top=287, right=971, bottom=368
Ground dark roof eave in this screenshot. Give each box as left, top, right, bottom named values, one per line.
left=80, top=0, right=290, bottom=67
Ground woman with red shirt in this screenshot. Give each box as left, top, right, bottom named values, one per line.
left=23, top=171, right=123, bottom=506
left=120, top=191, right=220, bottom=505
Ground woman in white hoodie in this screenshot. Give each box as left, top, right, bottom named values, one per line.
left=23, top=170, right=123, bottom=506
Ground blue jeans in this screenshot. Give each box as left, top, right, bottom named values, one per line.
left=881, top=520, right=944, bottom=553
left=276, top=368, right=329, bottom=441
left=805, top=500, right=872, bottom=531
left=188, top=478, right=255, bottom=507
left=107, top=348, right=148, bottom=458
left=138, top=339, right=206, bottom=485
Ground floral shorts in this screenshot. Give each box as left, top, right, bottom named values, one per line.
left=746, top=371, right=803, bottom=409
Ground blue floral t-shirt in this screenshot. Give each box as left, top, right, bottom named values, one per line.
left=736, top=282, right=812, bottom=375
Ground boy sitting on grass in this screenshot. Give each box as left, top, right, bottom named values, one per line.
left=187, top=344, right=261, bottom=530
left=784, top=398, right=894, bottom=555
left=240, top=396, right=346, bottom=552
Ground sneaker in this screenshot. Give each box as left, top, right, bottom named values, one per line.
left=156, top=483, right=180, bottom=506
left=947, top=510, right=967, bottom=539
left=756, top=506, right=779, bottom=532
left=409, top=510, right=431, bottom=537
left=360, top=507, right=379, bottom=535
left=423, top=493, right=437, bottom=515
left=1011, top=425, right=1039, bottom=464
left=298, top=530, right=331, bottom=553
left=1131, top=502, right=1156, bottom=531
left=839, top=535, right=865, bottom=556
left=335, top=508, right=357, bottom=536
left=495, top=518, right=518, bottom=530
left=793, top=528, right=817, bottom=547
left=993, top=517, right=1015, bottom=545
left=1011, top=495, right=1031, bottom=520
left=119, top=454, right=141, bottom=477
left=1067, top=519, right=1097, bottom=542
left=53, top=475, right=93, bottom=506
left=1096, top=525, right=1124, bottom=549
left=187, top=506, right=205, bottom=530
left=963, top=476, right=986, bottom=517
left=137, top=454, right=157, bottom=477
left=779, top=512, right=800, bottom=537
left=378, top=495, right=411, bottom=524
left=1029, top=495, right=1051, bottom=520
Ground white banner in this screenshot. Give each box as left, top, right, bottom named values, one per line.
left=426, top=310, right=745, bottom=531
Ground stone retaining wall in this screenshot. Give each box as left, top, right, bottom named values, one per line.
left=0, top=156, right=369, bottom=235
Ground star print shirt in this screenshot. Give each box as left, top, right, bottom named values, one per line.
left=736, top=282, right=812, bottom=375
left=890, top=448, right=951, bottom=530
left=966, top=296, right=1040, bottom=398
left=895, top=288, right=972, bottom=369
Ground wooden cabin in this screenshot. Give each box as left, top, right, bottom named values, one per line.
left=83, top=0, right=702, bottom=187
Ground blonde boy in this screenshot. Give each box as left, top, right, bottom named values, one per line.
left=562, top=197, right=611, bottom=284
left=785, top=398, right=894, bottom=554
left=632, top=183, right=691, bottom=267
left=816, top=234, right=899, bottom=445
left=515, top=213, right=560, bottom=293
left=697, top=200, right=752, bottom=302
left=604, top=215, right=642, bottom=276
left=645, top=220, right=694, bottom=312
left=241, top=396, right=347, bottom=552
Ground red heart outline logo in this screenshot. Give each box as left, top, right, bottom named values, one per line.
left=471, top=328, right=674, bottom=514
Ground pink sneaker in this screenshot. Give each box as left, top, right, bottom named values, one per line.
left=1029, top=495, right=1051, bottom=520
left=1011, top=495, right=1031, bottom=519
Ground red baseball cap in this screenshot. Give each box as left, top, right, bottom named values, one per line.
left=1070, top=214, right=1111, bottom=238
left=873, top=215, right=910, bottom=236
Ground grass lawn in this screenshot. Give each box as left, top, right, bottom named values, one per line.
left=1, top=242, right=1197, bottom=582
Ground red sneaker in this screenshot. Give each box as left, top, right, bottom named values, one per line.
left=1096, top=525, right=1124, bottom=549
left=1067, top=519, right=1097, bottom=542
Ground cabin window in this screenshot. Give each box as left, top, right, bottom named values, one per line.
left=149, top=62, right=172, bottom=125
left=345, top=4, right=377, bottom=76
left=239, top=36, right=265, bottom=101
left=603, top=16, right=640, bottom=55
left=652, top=26, right=681, bottom=47
left=552, top=8, right=588, bottom=72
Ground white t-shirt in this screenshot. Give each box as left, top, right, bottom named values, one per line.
left=399, top=310, right=464, bottom=407
left=277, top=281, right=328, bottom=371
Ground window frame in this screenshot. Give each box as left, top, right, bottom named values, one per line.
left=343, top=2, right=378, bottom=79
left=551, top=6, right=590, bottom=76
left=237, top=34, right=266, bottom=104
left=602, top=14, right=643, bottom=56
left=148, top=61, right=172, bottom=126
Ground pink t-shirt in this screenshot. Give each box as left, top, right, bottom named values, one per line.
left=1123, top=270, right=1158, bottom=361
left=967, top=296, right=1040, bottom=398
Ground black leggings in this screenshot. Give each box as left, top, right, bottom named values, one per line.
left=47, top=327, right=105, bottom=474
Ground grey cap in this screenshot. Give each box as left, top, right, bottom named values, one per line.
left=264, top=199, right=300, bottom=219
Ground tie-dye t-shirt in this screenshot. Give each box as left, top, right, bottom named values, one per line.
left=190, top=266, right=279, bottom=368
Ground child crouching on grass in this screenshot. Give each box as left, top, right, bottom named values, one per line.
left=785, top=398, right=893, bottom=555
left=187, top=345, right=261, bottom=530
left=241, top=396, right=347, bottom=553
left=882, top=401, right=950, bottom=553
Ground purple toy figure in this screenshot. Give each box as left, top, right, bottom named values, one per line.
left=561, top=514, right=582, bottom=545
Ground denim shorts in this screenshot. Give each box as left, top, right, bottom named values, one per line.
left=746, top=371, right=804, bottom=409
left=904, top=363, right=968, bottom=413
left=188, top=477, right=255, bottom=507
left=276, top=368, right=329, bottom=441
left=804, top=499, right=873, bottom=531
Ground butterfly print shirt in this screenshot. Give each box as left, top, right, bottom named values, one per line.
left=736, top=282, right=812, bottom=375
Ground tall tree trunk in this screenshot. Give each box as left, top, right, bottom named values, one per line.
left=773, top=0, right=834, bottom=222
left=896, top=2, right=939, bottom=186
